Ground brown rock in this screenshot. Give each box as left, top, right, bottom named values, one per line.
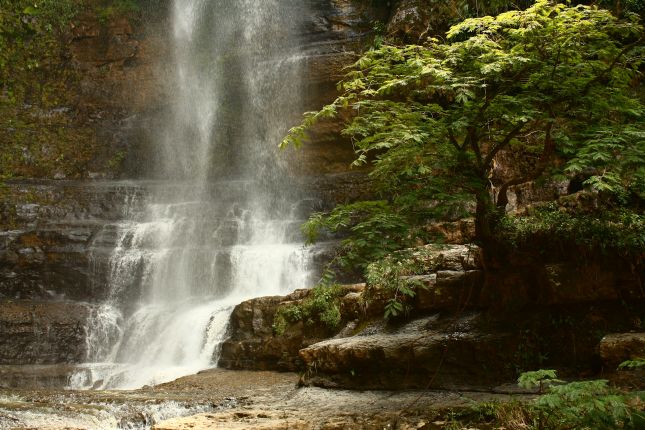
left=299, top=315, right=515, bottom=390
left=414, top=270, right=484, bottom=311
left=599, top=333, right=645, bottom=370
left=153, top=410, right=310, bottom=430
left=0, top=301, right=91, bottom=364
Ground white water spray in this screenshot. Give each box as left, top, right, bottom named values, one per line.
left=72, top=0, right=314, bottom=390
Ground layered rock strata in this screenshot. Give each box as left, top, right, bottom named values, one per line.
left=219, top=244, right=644, bottom=390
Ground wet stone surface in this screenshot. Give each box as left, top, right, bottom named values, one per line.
left=0, top=369, right=525, bottom=430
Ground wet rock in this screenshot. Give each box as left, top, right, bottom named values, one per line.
left=0, top=364, right=79, bottom=389
left=0, top=181, right=147, bottom=301
left=218, top=285, right=365, bottom=372
left=299, top=315, right=515, bottom=390
left=425, top=219, right=476, bottom=244
left=363, top=244, right=484, bottom=317
left=0, top=301, right=91, bottom=365
left=218, top=291, right=326, bottom=371
left=407, top=244, right=482, bottom=271
left=599, top=333, right=645, bottom=370
left=294, top=1, right=390, bottom=178
left=387, top=0, right=467, bottom=43
left=154, top=410, right=310, bottom=430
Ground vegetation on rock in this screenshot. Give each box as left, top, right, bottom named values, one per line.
left=272, top=284, right=345, bottom=336
left=0, top=0, right=146, bottom=180
left=0, top=0, right=89, bottom=179
left=500, top=202, right=644, bottom=255
left=284, top=0, right=644, bottom=283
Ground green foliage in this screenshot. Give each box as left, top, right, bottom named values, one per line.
left=517, top=369, right=562, bottom=392
left=303, top=201, right=422, bottom=271
left=533, top=379, right=644, bottom=429
left=513, top=370, right=645, bottom=430
left=500, top=203, right=645, bottom=255
left=273, top=284, right=345, bottom=336
left=364, top=244, right=474, bottom=318
left=283, top=0, right=644, bottom=258
left=619, top=358, right=645, bottom=369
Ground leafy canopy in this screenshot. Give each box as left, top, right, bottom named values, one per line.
left=283, top=0, right=644, bottom=259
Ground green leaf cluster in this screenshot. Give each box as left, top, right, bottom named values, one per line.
left=303, top=201, right=428, bottom=272
left=534, top=379, right=644, bottom=429
left=619, top=358, right=645, bottom=369
left=364, top=244, right=474, bottom=318
left=517, top=369, right=562, bottom=392
left=272, top=284, right=345, bottom=336
left=284, top=0, right=644, bottom=266
left=500, top=203, right=645, bottom=255
left=516, top=370, right=645, bottom=429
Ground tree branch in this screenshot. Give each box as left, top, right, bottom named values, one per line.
left=447, top=128, right=461, bottom=151
left=483, top=122, right=526, bottom=171
left=581, top=35, right=643, bottom=96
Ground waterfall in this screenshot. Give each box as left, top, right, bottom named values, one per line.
left=71, top=0, right=314, bottom=390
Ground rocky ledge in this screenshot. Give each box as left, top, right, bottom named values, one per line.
left=0, top=301, right=92, bottom=365
left=219, top=244, right=644, bottom=390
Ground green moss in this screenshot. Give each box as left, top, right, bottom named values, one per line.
left=0, top=0, right=99, bottom=180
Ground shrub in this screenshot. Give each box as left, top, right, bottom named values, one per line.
left=273, top=284, right=345, bottom=336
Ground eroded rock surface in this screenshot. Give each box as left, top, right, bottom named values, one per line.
left=300, top=315, right=515, bottom=390
left=0, top=369, right=524, bottom=430
left=0, top=181, right=146, bottom=301
left=0, top=301, right=91, bottom=365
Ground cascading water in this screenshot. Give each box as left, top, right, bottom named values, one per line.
left=71, top=0, right=315, bottom=390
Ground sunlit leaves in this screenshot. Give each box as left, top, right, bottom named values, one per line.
left=283, top=0, right=643, bottom=274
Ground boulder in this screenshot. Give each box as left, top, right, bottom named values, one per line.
left=414, top=270, right=485, bottom=311
left=218, top=289, right=328, bottom=371
left=218, top=285, right=367, bottom=371
left=599, top=333, right=645, bottom=370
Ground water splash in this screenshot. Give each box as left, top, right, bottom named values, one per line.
left=72, top=0, right=313, bottom=389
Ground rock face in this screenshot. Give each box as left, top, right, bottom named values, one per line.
left=0, top=181, right=146, bottom=301
left=292, top=1, right=391, bottom=177
left=0, top=301, right=90, bottom=364
left=154, top=410, right=310, bottom=430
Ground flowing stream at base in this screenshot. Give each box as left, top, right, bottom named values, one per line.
left=70, top=0, right=314, bottom=390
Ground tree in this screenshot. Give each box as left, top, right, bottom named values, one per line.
left=282, top=0, right=643, bottom=266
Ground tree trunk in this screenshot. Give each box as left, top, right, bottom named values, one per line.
left=475, top=189, right=505, bottom=270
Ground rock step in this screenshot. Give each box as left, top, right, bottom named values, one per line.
left=299, top=315, right=515, bottom=390
left=0, top=364, right=79, bottom=389
left=0, top=301, right=91, bottom=365
left=89, top=219, right=310, bottom=250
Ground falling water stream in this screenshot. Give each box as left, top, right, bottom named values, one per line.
left=70, top=0, right=315, bottom=390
